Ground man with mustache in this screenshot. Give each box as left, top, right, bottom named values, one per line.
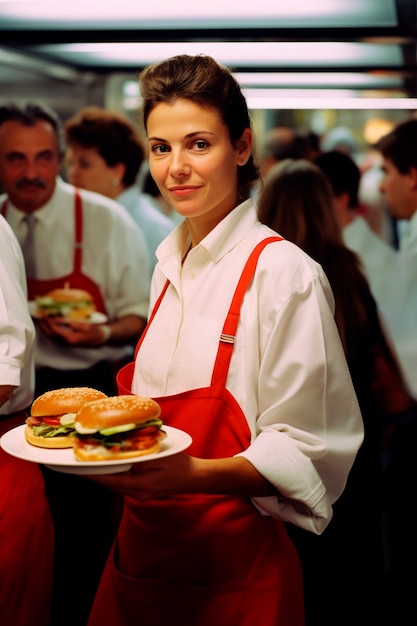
left=0, top=101, right=150, bottom=626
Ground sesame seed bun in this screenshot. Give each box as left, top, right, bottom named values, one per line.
left=45, top=288, right=93, bottom=304
left=75, top=395, right=161, bottom=430
left=31, top=387, right=108, bottom=418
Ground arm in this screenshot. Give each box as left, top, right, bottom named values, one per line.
left=87, top=453, right=277, bottom=501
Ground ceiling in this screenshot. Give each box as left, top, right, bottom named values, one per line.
left=0, top=0, right=416, bottom=109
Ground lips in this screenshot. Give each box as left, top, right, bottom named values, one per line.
left=168, top=185, right=201, bottom=196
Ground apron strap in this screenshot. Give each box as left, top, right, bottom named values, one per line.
left=73, top=188, right=83, bottom=273
left=210, top=236, right=283, bottom=387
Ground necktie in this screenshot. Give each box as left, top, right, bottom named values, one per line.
left=22, top=213, right=37, bottom=278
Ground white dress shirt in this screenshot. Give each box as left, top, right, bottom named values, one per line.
left=0, top=216, right=35, bottom=414
left=343, top=214, right=417, bottom=397
left=117, top=187, right=175, bottom=275
left=132, top=199, right=363, bottom=534
left=1, top=178, right=150, bottom=370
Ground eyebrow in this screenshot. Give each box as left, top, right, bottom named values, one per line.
left=148, top=131, right=215, bottom=142
left=7, top=149, right=55, bottom=157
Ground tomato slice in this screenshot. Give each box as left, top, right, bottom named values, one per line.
left=42, top=416, right=61, bottom=426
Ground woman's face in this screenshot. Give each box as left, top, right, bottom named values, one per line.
left=147, top=98, right=251, bottom=239
left=65, top=144, right=124, bottom=199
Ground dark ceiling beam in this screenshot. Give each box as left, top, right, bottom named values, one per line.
left=0, top=25, right=415, bottom=46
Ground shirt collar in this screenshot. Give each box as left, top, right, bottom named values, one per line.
left=156, top=198, right=257, bottom=266
left=6, top=176, right=63, bottom=227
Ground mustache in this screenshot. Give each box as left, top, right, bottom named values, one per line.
left=16, top=178, right=47, bottom=189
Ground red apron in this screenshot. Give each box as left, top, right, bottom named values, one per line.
left=88, top=237, right=304, bottom=626
left=0, top=413, right=54, bottom=626
left=1, top=190, right=107, bottom=313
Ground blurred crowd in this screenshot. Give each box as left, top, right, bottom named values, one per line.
left=0, top=96, right=416, bottom=626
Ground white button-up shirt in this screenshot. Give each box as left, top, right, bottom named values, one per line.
left=343, top=213, right=417, bottom=398
left=132, top=199, right=363, bottom=533
left=1, top=177, right=150, bottom=370
left=0, top=216, right=35, bottom=414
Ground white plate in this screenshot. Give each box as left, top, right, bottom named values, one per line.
left=28, top=301, right=107, bottom=325
left=0, top=425, right=192, bottom=475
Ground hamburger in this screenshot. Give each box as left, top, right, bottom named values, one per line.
left=72, top=395, right=165, bottom=461
left=25, top=387, right=108, bottom=449
left=35, top=286, right=96, bottom=320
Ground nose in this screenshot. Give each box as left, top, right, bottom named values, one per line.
left=23, top=158, right=39, bottom=179
left=168, top=149, right=191, bottom=177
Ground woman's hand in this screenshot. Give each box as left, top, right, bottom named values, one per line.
left=87, top=453, right=197, bottom=500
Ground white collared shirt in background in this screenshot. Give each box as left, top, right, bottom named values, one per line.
left=0, top=215, right=35, bottom=414
left=343, top=213, right=417, bottom=398
left=1, top=177, right=150, bottom=370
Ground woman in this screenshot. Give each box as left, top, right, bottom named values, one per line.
left=64, top=106, right=174, bottom=274
left=86, top=54, right=363, bottom=626
left=257, top=158, right=416, bottom=626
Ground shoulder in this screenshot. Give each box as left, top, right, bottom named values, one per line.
left=134, top=194, right=174, bottom=230
left=73, top=185, right=144, bottom=234
left=249, top=228, right=335, bottom=313
left=254, top=225, right=324, bottom=279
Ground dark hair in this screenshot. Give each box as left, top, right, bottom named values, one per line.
left=262, top=127, right=311, bottom=162
left=375, top=118, right=417, bottom=174
left=257, top=158, right=368, bottom=355
left=314, top=151, right=360, bottom=208
left=0, top=101, right=65, bottom=158
left=64, top=106, right=145, bottom=187
left=138, top=54, right=260, bottom=201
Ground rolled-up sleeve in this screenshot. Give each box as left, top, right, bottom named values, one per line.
left=237, top=253, right=363, bottom=533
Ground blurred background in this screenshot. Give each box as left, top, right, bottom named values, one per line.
left=0, top=0, right=416, bottom=161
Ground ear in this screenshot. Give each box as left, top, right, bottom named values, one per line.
left=111, top=162, right=126, bottom=185
left=409, top=166, right=417, bottom=191
left=235, top=128, right=252, bottom=166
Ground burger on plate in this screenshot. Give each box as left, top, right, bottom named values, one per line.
left=25, top=387, right=108, bottom=449
left=72, top=395, right=165, bottom=461
left=35, top=287, right=96, bottom=320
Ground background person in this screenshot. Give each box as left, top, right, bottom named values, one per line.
left=318, top=119, right=417, bottom=400
left=85, top=53, right=363, bottom=626
left=257, top=158, right=416, bottom=626
left=0, top=214, right=53, bottom=626
left=64, top=105, right=175, bottom=275
left=316, top=121, right=417, bottom=624
left=0, top=101, right=151, bottom=626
